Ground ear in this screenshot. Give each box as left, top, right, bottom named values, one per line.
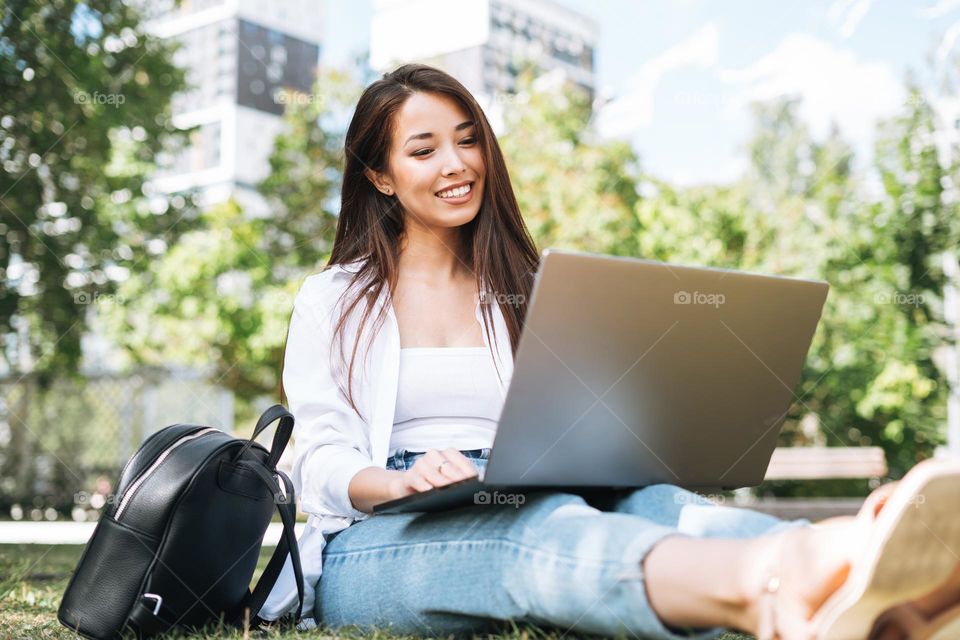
left=364, top=168, right=395, bottom=196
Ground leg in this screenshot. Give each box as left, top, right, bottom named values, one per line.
left=633, top=472, right=960, bottom=638
left=575, top=484, right=823, bottom=635
left=317, top=489, right=726, bottom=639
left=591, top=483, right=810, bottom=538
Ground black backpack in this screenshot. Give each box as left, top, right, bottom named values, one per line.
left=58, top=404, right=304, bottom=638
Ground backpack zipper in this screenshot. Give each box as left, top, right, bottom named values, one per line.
left=114, top=428, right=218, bottom=520
left=114, top=425, right=188, bottom=493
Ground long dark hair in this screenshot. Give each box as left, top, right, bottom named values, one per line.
left=283, top=63, right=540, bottom=420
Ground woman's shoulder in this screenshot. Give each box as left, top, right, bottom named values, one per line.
left=296, top=259, right=367, bottom=309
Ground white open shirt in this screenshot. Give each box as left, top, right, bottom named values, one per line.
left=260, top=259, right=515, bottom=621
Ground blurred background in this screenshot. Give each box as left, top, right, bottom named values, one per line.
left=2, top=0, right=960, bottom=523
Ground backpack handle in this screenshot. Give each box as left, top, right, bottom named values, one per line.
left=235, top=404, right=294, bottom=470
left=239, top=464, right=304, bottom=626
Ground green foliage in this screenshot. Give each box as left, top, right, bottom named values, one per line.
left=0, top=0, right=195, bottom=383
left=500, top=68, right=642, bottom=254
left=43, top=43, right=952, bottom=489
left=499, top=72, right=954, bottom=483
left=605, top=121, right=910, bottom=486
left=102, top=69, right=363, bottom=416
left=257, top=68, right=361, bottom=269
left=101, top=200, right=298, bottom=401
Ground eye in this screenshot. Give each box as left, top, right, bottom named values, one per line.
left=410, top=137, right=476, bottom=156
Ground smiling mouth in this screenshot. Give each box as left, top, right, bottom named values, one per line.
left=435, top=182, right=474, bottom=199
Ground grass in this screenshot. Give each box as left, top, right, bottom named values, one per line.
left=0, top=544, right=753, bottom=639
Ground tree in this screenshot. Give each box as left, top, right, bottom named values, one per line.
left=861, top=86, right=957, bottom=471
left=499, top=67, right=642, bottom=255
left=0, top=0, right=193, bottom=383
left=257, top=68, right=362, bottom=277
left=101, top=200, right=299, bottom=399
left=102, top=68, right=362, bottom=410
left=626, top=96, right=950, bottom=486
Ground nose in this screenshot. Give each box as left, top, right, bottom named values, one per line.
left=440, top=143, right=467, bottom=176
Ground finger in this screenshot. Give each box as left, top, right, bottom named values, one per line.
left=403, top=471, right=435, bottom=494
left=414, top=451, right=458, bottom=487
left=441, top=448, right=481, bottom=478
left=420, top=466, right=453, bottom=488
left=422, top=449, right=472, bottom=480
left=429, top=449, right=473, bottom=482
left=405, top=452, right=451, bottom=491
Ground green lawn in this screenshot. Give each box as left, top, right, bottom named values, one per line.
left=0, top=544, right=753, bottom=639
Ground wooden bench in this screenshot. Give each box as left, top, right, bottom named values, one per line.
left=733, top=446, right=888, bottom=521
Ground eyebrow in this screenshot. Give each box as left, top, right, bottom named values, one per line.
left=404, top=120, right=476, bottom=146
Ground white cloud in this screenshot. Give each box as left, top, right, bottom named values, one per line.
left=923, top=0, right=960, bottom=18
left=597, top=23, right=719, bottom=137
left=718, top=33, right=905, bottom=145
left=827, top=0, right=875, bottom=38
left=920, top=1, right=960, bottom=63
left=936, top=20, right=960, bottom=60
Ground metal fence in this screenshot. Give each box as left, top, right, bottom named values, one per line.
left=0, top=367, right=234, bottom=521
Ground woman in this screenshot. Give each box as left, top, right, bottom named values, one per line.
left=261, top=63, right=960, bottom=639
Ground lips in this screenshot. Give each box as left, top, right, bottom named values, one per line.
left=435, top=181, right=473, bottom=196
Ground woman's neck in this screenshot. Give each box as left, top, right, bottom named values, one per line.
left=398, top=229, right=473, bottom=284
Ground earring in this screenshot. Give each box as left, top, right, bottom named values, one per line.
left=384, top=188, right=392, bottom=195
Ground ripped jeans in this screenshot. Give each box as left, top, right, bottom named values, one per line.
left=314, top=447, right=809, bottom=639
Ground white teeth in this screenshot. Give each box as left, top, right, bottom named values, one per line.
left=437, top=183, right=471, bottom=199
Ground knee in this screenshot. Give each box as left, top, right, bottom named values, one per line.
left=540, top=499, right=603, bottom=528
left=520, top=490, right=594, bottom=519
left=643, top=483, right=705, bottom=503
left=613, top=483, right=713, bottom=527
left=501, top=491, right=596, bottom=545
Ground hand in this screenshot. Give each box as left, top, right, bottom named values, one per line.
left=390, top=448, right=479, bottom=499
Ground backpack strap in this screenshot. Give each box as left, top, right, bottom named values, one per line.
left=239, top=463, right=304, bottom=626
left=235, top=404, right=294, bottom=470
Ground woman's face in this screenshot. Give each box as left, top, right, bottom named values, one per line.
left=368, top=91, right=485, bottom=233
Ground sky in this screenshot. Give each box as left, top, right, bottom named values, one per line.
left=319, top=0, right=960, bottom=185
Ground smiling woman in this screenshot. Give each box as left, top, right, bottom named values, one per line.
left=259, top=64, right=960, bottom=640
left=365, top=92, right=486, bottom=249
left=315, top=64, right=540, bottom=417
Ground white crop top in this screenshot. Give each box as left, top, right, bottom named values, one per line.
left=389, top=346, right=503, bottom=457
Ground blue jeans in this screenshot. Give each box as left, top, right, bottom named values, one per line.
left=316, top=448, right=809, bottom=639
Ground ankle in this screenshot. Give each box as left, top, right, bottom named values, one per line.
left=732, top=533, right=787, bottom=634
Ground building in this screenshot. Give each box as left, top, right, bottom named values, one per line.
left=369, top=0, right=597, bottom=128
left=74, top=1, right=323, bottom=375
left=146, top=0, right=323, bottom=215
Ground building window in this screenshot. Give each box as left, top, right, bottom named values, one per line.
left=236, top=19, right=319, bottom=115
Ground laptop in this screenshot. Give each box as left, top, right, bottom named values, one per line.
left=372, top=248, right=829, bottom=514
